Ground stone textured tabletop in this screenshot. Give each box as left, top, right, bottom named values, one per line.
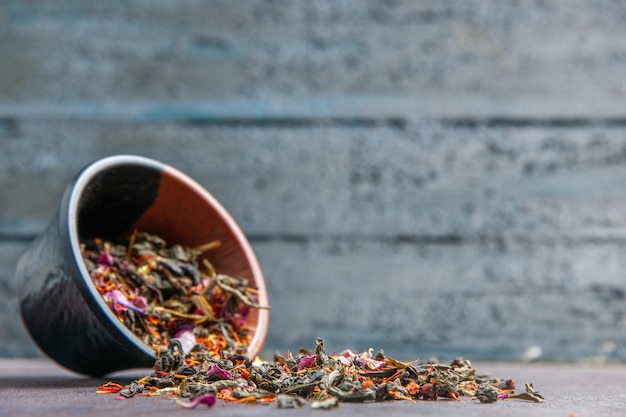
left=0, top=359, right=624, bottom=416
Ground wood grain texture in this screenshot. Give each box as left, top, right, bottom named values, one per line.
left=2, top=0, right=626, bottom=362
left=2, top=0, right=626, bottom=119
left=3, top=123, right=626, bottom=361
left=3, top=122, right=626, bottom=238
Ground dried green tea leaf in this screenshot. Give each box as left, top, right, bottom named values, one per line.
left=311, top=396, right=339, bottom=409
left=277, top=394, right=307, bottom=409
left=505, top=382, right=545, bottom=403
left=475, top=384, right=499, bottom=403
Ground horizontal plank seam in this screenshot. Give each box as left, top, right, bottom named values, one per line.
left=2, top=99, right=626, bottom=128
left=248, top=233, right=463, bottom=245
left=138, top=116, right=626, bottom=129
left=441, top=116, right=626, bottom=128
left=182, top=117, right=408, bottom=129
left=4, top=233, right=626, bottom=246
left=247, top=233, right=626, bottom=246
left=5, top=115, right=626, bottom=129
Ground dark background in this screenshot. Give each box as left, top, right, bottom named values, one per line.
left=2, top=0, right=626, bottom=363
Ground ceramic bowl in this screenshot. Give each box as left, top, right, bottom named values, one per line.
left=15, top=155, right=269, bottom=376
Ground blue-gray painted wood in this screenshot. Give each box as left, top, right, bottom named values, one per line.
left=1, top=0, right=626, bottom=362
left=2, top=1, right=626, bottom=119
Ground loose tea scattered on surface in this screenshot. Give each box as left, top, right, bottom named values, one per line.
left=97, top=337, right=545, bottom=409
left=81, top=231, right=269, bottom=357
left=86, top=231, right=544, bottom=409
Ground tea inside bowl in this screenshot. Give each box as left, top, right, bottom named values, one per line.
left=71, top=157, right=270, bottom=360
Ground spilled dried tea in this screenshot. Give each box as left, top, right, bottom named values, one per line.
left=87, top=233, right=543, bottom=409
left=97, top=337, right=545, bottom=409
left=81, top=231, right=269, bottom=358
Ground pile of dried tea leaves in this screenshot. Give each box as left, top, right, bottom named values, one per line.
left=81, top=231, right=268, bottom=356
left=86, top=231, right=544, bottom=409
left=97, top=337, right=545, bottom=409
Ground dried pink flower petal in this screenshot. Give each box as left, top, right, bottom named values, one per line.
left=176, top=393, right=216, bottom=409
left=173, top=329, right=197, bottom=354
left=298, top=354, right=317, bottom=370
left=97, top=252, right=114, bottom=267
left=207, top=364, right=234, bottom=380
left=104, top=290, right=145, bottom=314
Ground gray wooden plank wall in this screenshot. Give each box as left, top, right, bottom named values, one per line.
left=2, top=1, right=626, bottom=363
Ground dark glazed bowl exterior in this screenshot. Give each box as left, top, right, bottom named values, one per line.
left=15, top=155, right=269, bottom=376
